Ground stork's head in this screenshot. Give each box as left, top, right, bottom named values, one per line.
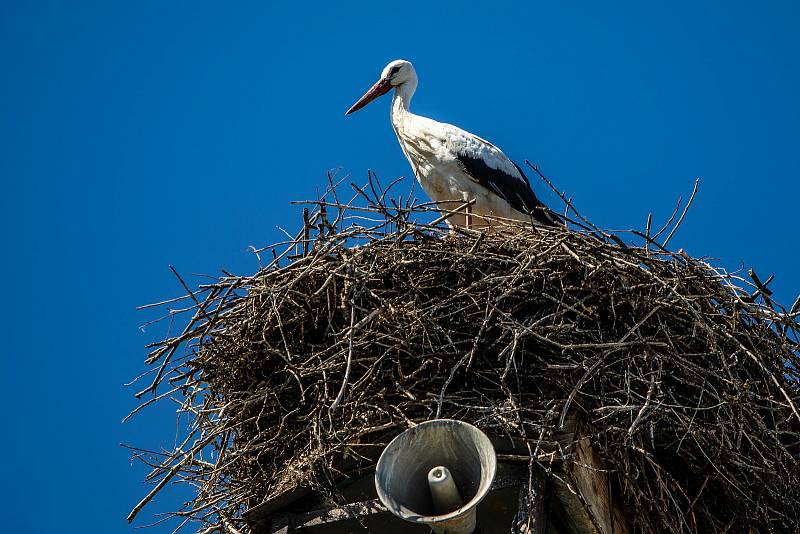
left=345, top=59, right=416, bottom=115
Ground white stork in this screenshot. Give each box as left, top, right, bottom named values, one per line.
left=346, top=59, right=559, bottom=229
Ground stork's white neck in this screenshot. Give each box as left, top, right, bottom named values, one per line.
left=389, top=78, right=425, bottom=182
left=391, top=80, right=417, bottom=124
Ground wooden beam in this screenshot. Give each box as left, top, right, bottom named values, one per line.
left=556, top=414, right=630, bottom=534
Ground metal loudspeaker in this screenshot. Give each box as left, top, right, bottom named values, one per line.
left=375, top=419, right=497, bottom=534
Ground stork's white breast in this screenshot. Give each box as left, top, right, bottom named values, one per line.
left=394, top=116, right=527, bottom=223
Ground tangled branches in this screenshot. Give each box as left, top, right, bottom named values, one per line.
left=128, top=173, right=800, bottom=533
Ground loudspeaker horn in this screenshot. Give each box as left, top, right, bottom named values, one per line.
left=375, top=419, right=497, bottom=534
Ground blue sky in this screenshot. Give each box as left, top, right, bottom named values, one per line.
left=1, top=1, right=798, bottom=532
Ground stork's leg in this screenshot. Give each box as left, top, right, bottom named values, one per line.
left=465, top=202, right=473, bottom=230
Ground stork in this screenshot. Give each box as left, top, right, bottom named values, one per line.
left=346, top=59, right=559, bottom=229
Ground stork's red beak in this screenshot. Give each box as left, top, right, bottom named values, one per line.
left=345, top=78, right=392, bottom=115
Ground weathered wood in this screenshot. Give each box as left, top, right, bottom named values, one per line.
left=556, top=415, right=630, bottom=534
left=571, top=434, right=629, bottom=534
left=293, top=499, right=388, bottom=528
left=245, top=486, right=312, bottom=530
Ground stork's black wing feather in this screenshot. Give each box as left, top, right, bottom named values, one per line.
left=455, top=153, right=558, bottom=226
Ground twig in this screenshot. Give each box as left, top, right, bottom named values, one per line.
left=662, top=178, right=700, bottom=248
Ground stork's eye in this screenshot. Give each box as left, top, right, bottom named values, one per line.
left=389, top=65, right=401, bottom=76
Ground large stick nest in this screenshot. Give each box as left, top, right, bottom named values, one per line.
left=128, top=173, right=800, bottom=533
